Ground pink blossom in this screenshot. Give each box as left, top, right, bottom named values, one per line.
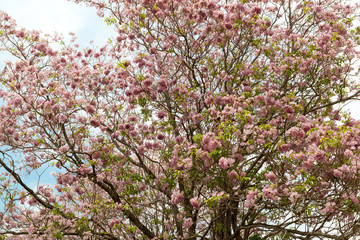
left=169, top=156, right=179, bottom=168
left=175, top=136, right=183, bottom=143
left=286, top=127, right=305, bottom=139
left=183, top=218, right=193, bottom=228
left=125, top=89, right=133, bottom=96
left=251, top=6, right=262, bottom=15
left=128, top=115, right=138, bottom=122
left=168, top=35, right=177, bottom=44
left=181, top=157, right=193, bottom=169
left=219, top=157, right=235, bottom=170
left=333, top=169, right=342, bottom=178
left=244, top=86, right=252, bottom=92
left=13, top=132, right=20, bottom=141
left=208, top=140, right=221, bottom=152
left=320, top=202, right=335, bottom=214
left=157, top=111, right=167, bottom=119
left=344, top=149, right=353, bottom=157
left=302, top=160, right=314, bottom=172
left=79, top=165, right=92, bottom=174
left=350, top=193, right=359, bottom=205
left=124, top=123, right=133, bottom=130
left=277, top=143, right=291, bottom=152
left=225, top=23, right=232, bottom=30
left=338, top=164, right=350, bottom=173
left=59, top=145, right=69, bottom=153
left=244, top=189, right=258, bottom=209
left=289, top=192, right=301, bottom=204
left=109, top=219, right=120, bottom=227
left=130, top=130, right=138, bottom=137
left=90, top=118, right=100, bottom=127
left=143, top=79, right=153, bottom=87
left=246, top=190, right=258, bottom=200
left=86, top=105, right=96, bottom=114
left=157, top=134, right=165, bottom=140
left=228, top=170, right=239, bottom=180
left=202, top=132, right=213, bottom=144
left=265, top=95, right=275, bottom=106
left=13, top=97, right=22, bottom=106
left=58, top=114, right=68, bottom=123
left=171, top=191, right=184, bottom=205
left=137, top=145, right=145, bottom=155
left=190, top=197, right=200, bottom=210
left=283, top=105, right=294, bottom=114
left=262, top=185, right=278, bottom=201
left=77, top=115, right=87, bottom=124
left=301, top=123, right=312, bottom=132
left=314, top=149, right=325, bottom=162
left=158, top=79, right=169, bottom=92
left=265, top=172, right=278, bottom=182
left=93, top=151, right=102, bottom=159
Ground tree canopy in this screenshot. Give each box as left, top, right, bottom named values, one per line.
left=1, top=0, right=360, bottom=239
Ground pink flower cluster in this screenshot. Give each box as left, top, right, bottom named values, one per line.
left=171, top=191, right=184, bottom=205
left=183, top=218, right=193, bottom=228
left=190, top=197, right=200, bottom=210
left=264, top=172, right=278, bottom=182
left=262, top=185, right=278, bottom=201
left=320, top=202, right=335, bottom=214
left=244, top=189, right=258, bottom=209
left=285, top=127, right=305, bottom=139
left=202, top=132, right=222, bottom=152
left=218, top=157, right=235, bottom=170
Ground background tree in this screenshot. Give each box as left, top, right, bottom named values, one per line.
left=1, top=0, right=360, bottom=239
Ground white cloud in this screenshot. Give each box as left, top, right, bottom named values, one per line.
left=344, top=101, right=360, bottom=120
left=0, top=0, right=114, bottom=46
left=1, top=0, right=86, bottom=33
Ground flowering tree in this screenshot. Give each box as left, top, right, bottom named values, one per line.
left=1, top=0, right=360, bottom=239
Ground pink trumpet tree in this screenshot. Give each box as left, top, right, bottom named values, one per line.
left=1, top=0, right=360, bottom=239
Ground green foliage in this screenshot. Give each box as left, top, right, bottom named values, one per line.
left=76, top=217, right=91, bottom=235
left=104, top=17, right=117, bottom=26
